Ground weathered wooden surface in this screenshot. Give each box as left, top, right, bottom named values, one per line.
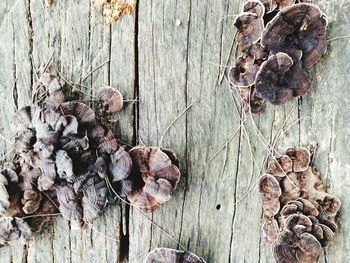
left=0, top=0, right=349, bottom=262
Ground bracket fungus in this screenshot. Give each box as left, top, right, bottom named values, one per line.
left=229, top=1, right=327, bottom=113
left=258, top=147, right=341, bottom=263
left=145, top=248, right=206, bottom=263
left=120, top=146, right=181, bottom=213
left=0, top=71, right=181, bottom=245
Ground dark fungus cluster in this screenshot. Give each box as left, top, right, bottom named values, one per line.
left=145, top=248, right=206, bottom=263
left=0, top=72, right=180, bottom=246
left=229, top=1, right=327, bottom=113
left=258, top=147, right=341, bottom=263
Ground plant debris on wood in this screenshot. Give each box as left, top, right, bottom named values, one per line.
left=258, top=147, right=341, bottom=263
left=229, top=1, right=328, bottom=113
left=145, top=248, right=206, bottom=263
left=92, top=0, right=136, bottom=24
left=0, top=70, right=180, bottom=246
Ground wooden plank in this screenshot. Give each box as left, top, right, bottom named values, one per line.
left=0, top=0, right=350, bottom=262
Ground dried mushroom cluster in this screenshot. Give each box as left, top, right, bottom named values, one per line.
left=229, top=1, right=327, bottom=113
left=145, top=248, right=206, bottom=263
left=0, top=72, right=180, bottom=246
left=258, top=147, right=341, bottom=263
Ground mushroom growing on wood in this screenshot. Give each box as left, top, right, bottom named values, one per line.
left=0, top=217, right=32, bottom=246
left=145, top=248, right=206, bottom=263
left=258, top=146, right=341, bottom=263
left=229, top=57, right=260, bottom=87
left=261, top=3, right=327, bottom=68
left=255, top=52, right=310, bottom=104
left=96, top=86, right=124, bottom=113
left=273, top=231, right=321, bottom=263
left=120, top=146, right=181, bottom=213
left=234, top=12, right=264, bottom=49
left=244, top=0, right=266, bottom=17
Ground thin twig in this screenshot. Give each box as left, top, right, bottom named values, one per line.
left=21, top=213, right=61, bottom=220
left=81, top=60, right=110, bottom=83
left=209, top=124, right=243, bottom=162
left=159, top=104, right=193, bottom=148
left=327, top=35, right=350, bottom=42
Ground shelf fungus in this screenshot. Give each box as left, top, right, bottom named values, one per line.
left=120, top=146, right=181, bottom=213
left=258, top=147, right=341, bottom=263
left=0, top=71, right=181, bottom=245
left=229, top=2, right=327, bottom=113
left=145, top=248, right=206, bottom=263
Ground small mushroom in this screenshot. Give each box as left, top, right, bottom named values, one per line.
left=243, top=43, right=268, bottom=61
left=267, top=155, right=293, bottom=177
left=244, top=0, right=265, bottom=17
left=88, top=124, right=118, bottom=154
left=229, top=57, right=260, bottom=87
left=262, top=198, right=280, bottom=219
left=316, top=194, right=341, bottom=218
left=273, top=231, right=321, bottom=263
left=60, top=102, right=96, bottom=126
left=145, top=247, right=206, bottom=263
left=81, top=179, right=108, bottom=223
left=37, top=159, right=56, bottom=191
left=261, top=3, right=327, bottom=68
left=258, top=174, right=281, bottom=199
left=284, top=214, right=312, bottom=234
left=257, top=52, right=310, bottom=102
left=21, top=190, right=42, bottom=215
left=239, top=87, right=266, bottom=114
left=55, top=184, right=83, bottom=228
left=96, top=86, right=124, bottom=113
left=122, top=146, right=181, bottom=213
left=262, top=218, right=279, bottom=244
left=285, top=147, right=310, bottom=172
left=109, top=147, right=132, bottom=182
left=55, top=150, right=74, bottom=182
left=0, top=217, right=32, bottom=246
left=234, top=12, right=264, bottom=49
left=40, top=72, right=65, bottom=108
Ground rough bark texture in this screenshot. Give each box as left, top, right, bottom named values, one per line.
left=0, top=0, right=349, bottom=262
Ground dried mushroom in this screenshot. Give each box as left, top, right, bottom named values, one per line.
left=229, top=1, right=327, bottom=113
left=255, top=52, right=310, bottom=104
left=120, top=146, right=181, bottom=213
left=145, top=248, right=206, bottom=263
left=229, top=56, right=260, bottom=87
left=0, top=70, right=182, bottom=245
left=96, top=86, right=124, bottom=113
left=0, top=217, right=32, bottom=246
left=258, top=147, right=341, bottom=263
left=234, top=12, right=264, bottom=50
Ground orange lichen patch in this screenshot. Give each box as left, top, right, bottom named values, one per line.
left=93, top=0, right=136, bottom=24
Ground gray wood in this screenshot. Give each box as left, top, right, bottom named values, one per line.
left=0, top=0, right=349, bottom=262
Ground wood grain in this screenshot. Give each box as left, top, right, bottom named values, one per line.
left=0, top=0, right=349, bottom=262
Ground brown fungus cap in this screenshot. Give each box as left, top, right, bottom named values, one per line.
left=255, top=52, right=310, bottom=104
left=243, top=43, right=268, bottom=61
left=145, top=248, right=206, bottom=263
left=284, top=214, right=312, bottom=234
left=267, top=155, right=293, bottom=177
left=229, top=57, right=260, bottom=88
left=239, top=87, right=266, bottom=114
left=262, top=3, right=327, bottom=69
left=273, top=230, right=321, bottom=263
left=234, top=12, right=264, bottom=49
left=286, top=147, right=310, bottom=172
left=121, top=146, right=181, bottom=213
left=96, top=86, right=124, bottom=113
left=0, top=217, right=32, bottom=246
left=258, top=174, right=281, bottom=199
left=244, top=0, right=265, bottom=17
left=262, top=218, right=279, bottom=244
